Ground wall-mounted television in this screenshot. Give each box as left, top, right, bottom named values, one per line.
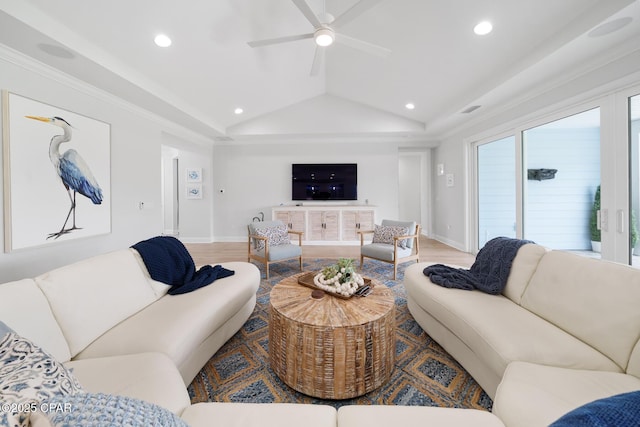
left=292, top=163, right=357, bottom=201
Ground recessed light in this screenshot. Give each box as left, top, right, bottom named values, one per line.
left=474, top=21, right=493, bottom=36
left=405, top=103, right=415, bottom=110
left=154, top=34, right=172, bottom=47
left=234, top=107, right=244, bottom=115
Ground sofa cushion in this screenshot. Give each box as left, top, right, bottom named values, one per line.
left=64, top=352, right=191, bottom=415
left=31, top=393, right=189, bottom=427
left=74, top=262, right=259, bottom=375
left=502, top=243, right=547, bottom=304
left=404, top=263, right=621, bottom=381
left=521, top=250, right=640, bottom=370
left=381, top=219, right=417, bottom=248
left=494, top=361, right=640, bottom=427
left=361, top=243, right=412, bottom=262
left=35, top=249, right=162, bottom=357
left=372, top=224, right=410, bottom=248
left=250, top=221, right=290, bottom=251
left=0, top=321, right=84, bottom=427
left=257, top=243, right=302, bottom=261
left=130, top=248, right=172, bottom=298
left=337, top=405, right=505, bottom=427
left=0, top=279, right=71, bottom=362
left=181, top=402, right=337, bottom=427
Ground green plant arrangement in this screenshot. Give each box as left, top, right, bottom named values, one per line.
left=313, top=258, right=364, bottom=297
left=589, top=185, right=601, bottom=243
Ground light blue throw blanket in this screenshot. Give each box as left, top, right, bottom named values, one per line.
left=423, top=237, right=533, bottom=295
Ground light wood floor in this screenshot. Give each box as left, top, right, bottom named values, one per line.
left=186, top=237, right=475, bottom=269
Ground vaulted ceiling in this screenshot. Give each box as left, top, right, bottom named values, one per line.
left=0, top=0, right=638, bottom=144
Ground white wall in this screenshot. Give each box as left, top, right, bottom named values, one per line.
left=161, top=133, right=214, bottom=242
left=212, top=141, right=400, bottom=241
left=0, top=51, right=207, bottom=282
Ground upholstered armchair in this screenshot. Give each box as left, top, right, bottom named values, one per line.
left=358, top=219, right=421, bottom=279
left=248, top=220, right=303, bottom=279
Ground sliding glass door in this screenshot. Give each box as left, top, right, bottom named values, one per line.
left=522, top=108, right=600, bottom=253
left=472, top=85, right=640, bottom=266
left=477, top=136, right=516, bottom=248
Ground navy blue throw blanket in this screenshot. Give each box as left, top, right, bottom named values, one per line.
left=132, top=236, right=234, bottom=295
left=423, top=237, right=533, bottom=295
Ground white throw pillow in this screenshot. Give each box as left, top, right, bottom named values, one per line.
left=0, top=321, right=84, bottom=427
left=254, top=224, right=291, bottom=251
left=372, top=224, right=410, bottom=249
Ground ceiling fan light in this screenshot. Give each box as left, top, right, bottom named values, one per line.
left=315, top=28, right=335, bottom=47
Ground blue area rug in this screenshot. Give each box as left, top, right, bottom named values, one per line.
left=188, top=258, right=492, bottom=410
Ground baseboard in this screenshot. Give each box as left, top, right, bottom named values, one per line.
left=432, top=234, right=467, bottom=252
left=179, top=237, right=215, bottom=244
left=212, top=236, right=246, bottom=243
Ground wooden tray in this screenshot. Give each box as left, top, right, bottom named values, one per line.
left=297, top=272, right=372, bottom=299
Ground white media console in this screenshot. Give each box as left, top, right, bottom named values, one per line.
left=272, top=205, right=376, bottom=245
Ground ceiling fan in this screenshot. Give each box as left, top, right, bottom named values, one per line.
left=247, top=0, right=391, bottom=76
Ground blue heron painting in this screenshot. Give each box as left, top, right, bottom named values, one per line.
left=25, top=115, right=103, bottom=239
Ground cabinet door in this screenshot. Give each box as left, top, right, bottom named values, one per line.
left=309, top=211, right=325, bottom=240
left=289, top=211, right=306, bottom=232
left=358, top=210, right=375, bottom=231
left=309, top=211, right=339, bottom=241
left=342, top=210, right=375, bottom=241
left=341, top=211, right=358, bottom=241
left=274, top=211, right=290, bottom=226
left=323, top=211, right=339, bottom=241
left=274, top=210, right=305, bottom=232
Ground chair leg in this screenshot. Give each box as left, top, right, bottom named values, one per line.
left=266, top=263, right=269, bottom=280
left=393, top=263, right=397, bottom=280
left=360, top=255, right=364, bottom=270
left=299, top=256, right=303, bottom=272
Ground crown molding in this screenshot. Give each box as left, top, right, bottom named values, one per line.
left=0, top=43, right=214, bottom=146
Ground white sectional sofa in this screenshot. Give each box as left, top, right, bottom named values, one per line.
left=0, top=247, right=265, bottom=424
left=0, top=242, right=507, bottom=427
left=14, top=239, right=638, bottom=426
left=405, top=244, right=640, bottom=426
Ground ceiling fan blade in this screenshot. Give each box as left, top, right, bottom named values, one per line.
left=291, top=0, right=322, bottom=28
left=334, top=33, right=391, bottom=58
left=310, top=46, right=325, bottom=76
left=247, top=33, right=314, bottom=48
left=331, top=0, right=384, bottom=29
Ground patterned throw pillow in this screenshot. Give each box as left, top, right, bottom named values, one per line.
left=31, top=393, right=190, bottom=427
left=372, top=224, right=410, bottom=249
left=0, top=321, right=84, bottom=427
left=254, top=224, right=291, bottom=251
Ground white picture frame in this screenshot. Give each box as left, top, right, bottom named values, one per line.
left=186, top=184, right=202, bottom=199
left=2, top=91, right=111, bottom=251
left=186, top=168, right=202, bottom=183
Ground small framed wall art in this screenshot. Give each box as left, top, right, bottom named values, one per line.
left=186, top=184, right=202, bottom=200
left=186, top=168, right=202, bottom=183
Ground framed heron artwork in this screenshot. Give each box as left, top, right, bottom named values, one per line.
left=2, top=92, right=111, bottom=252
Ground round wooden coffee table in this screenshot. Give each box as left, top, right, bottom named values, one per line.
left=269, top=272, right=395, bottom=400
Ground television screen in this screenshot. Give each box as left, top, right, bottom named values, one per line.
left=292, top=163, right=357, bottom=201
